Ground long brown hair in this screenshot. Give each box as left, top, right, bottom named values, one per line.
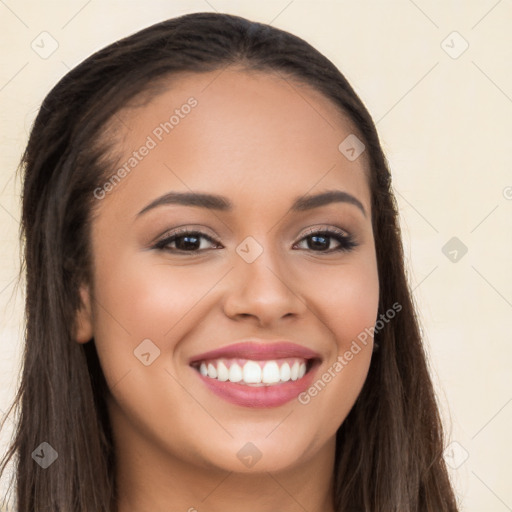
left=0, top=12, right=459, bottom=511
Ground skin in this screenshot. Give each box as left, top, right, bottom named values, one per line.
left=76, top=67, right=380, bottom=512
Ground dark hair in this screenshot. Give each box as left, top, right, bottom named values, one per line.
left=0, top=11, right=458, bottom=511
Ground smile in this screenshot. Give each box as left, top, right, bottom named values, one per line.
left=193, top=357, right=309, bottom=386
left=189, top=340, right=322, bottom=407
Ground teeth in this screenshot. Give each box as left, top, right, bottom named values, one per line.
left=280, top=362, right=291, bottom=382
left=196, top=358, right=309, bottom=386
left=217, top=361, right=229, bottom=381
left=228, top=363, right=243, bottom=382
left=290, top=361, right=299, bottom=381
left=207, top=363, right=217, bottom=379
left=243, top=361, right=261, bottom=383
left=262, top=361, right=280, bottom=384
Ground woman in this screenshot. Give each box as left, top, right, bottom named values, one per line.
left=0, top=12, right=459, bottom=512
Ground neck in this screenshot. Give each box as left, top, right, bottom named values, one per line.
left=116, top=463, right=335, bottom=512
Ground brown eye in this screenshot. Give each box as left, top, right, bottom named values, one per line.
left=294, top=229, right=357, bottom=253
left=154, top=230, right=221, bottom=253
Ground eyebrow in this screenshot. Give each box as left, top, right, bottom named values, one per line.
left=137, top=189, right=367, bottom=217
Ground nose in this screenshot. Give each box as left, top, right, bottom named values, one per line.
left=222, top=247, right=307, bottom=328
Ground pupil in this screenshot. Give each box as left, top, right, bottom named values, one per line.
left=177, top=235, right=199, bottom=250
left=309, top=235, right=328, bottom=250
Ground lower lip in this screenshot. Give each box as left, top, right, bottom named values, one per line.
left=193, top=364, right=319, bottom=408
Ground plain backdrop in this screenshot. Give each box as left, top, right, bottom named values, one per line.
left=0, top=1, right=511, bottom=510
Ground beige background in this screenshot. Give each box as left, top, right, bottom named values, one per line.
left=1, top=1, right=511, bottom=510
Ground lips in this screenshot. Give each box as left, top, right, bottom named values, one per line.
left=189, top=340, right=322, bottom=408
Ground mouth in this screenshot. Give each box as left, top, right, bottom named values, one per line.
left=191, top=357, right=313, bottom=386
left=189, top=340, right=322, bottom=408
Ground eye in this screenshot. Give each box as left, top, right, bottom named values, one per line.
left=152, top=226, right=357, bottom=254
left=294, top=227, right=357, bottom=253
left=153, top=229, right=222, bottom=253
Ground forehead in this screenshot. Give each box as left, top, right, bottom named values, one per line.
left=99, top=68, right=371, bottom=216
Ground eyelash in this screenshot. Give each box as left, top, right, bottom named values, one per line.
left=152, top=226, right=357, bottom=254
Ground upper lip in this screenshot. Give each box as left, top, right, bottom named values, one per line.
left=189, top=339, right=322, bottom=364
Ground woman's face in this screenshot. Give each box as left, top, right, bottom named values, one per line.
left=78, top=68, right=379, bottom=474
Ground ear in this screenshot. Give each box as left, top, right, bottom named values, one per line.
left=76, top=284, right=93, bottom=344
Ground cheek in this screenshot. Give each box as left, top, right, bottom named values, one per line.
left=331, top=274, right=379, bottom=350
left=92, top=251, right=218, bottom=337
left=89, top=253, right=215, bottom=429
left=305, top=255, right=380, bottom=351
left=296, top=258, right=378, bottom=433
left=89, top=249, right=230, bottom=391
